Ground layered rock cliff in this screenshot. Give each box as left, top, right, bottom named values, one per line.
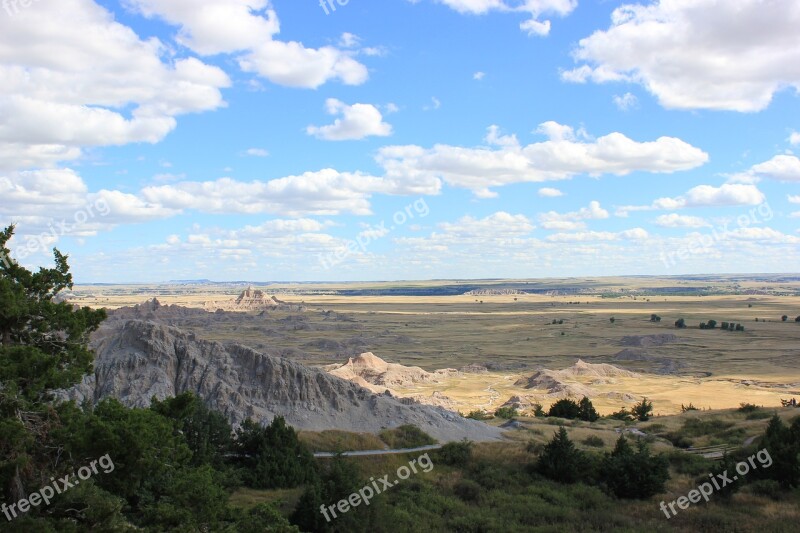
left=57, top=320, right=501, bottom=442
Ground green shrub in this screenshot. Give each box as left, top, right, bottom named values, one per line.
left=465, top=410, right=493, bottom=421
left=494, top=406, right=518, bottom=419
left=380, top=425, right=437, bottom=449
left=746, top=410, right=773, bottom=420
left=747, top=479, right=784, bottom=500
left=453, top=479, right=482, bottom=502
left=600, top=436, right=670, bottom=499
left=232, top=417, right=317, bottom=489
left=753, top=415, right=800, bottom=489
left=681, top=417, right=734, bottom=438
left=582, top=435, right=605, bottom=448
left=536, top=427, right=588, bottom=484
left=607, top=407, right=634, bottom=422
left=703, top=453, right=742, bottom=499
left=436, top=440, right=473, bottom=467
left=547, top=397, right=599, bottom=421
left=665, top=450, right=714, bottom=475
left=548, top=398, right=581, bottom=419
left=663, top=433, right=693, bottom=449
left=738, top=403, right=760, bottom=413
left=632, top=398, right=653, bottom=421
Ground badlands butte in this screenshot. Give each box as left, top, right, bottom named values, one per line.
left=64, top=276, right=800, bottom=438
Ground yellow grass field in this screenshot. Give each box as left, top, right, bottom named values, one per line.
left=71, top=276, right=800, bottom=416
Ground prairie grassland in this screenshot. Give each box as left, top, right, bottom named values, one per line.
left=73, top=277, right=800, bottom=416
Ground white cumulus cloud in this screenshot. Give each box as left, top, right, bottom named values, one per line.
left=422, top=0, right=577, bottom=36
left=376, top=122, right=708, bottom=197
left=0, top=0, right=230, bottom=172
left=307, top=99, right=393, bottom=141
left=750, top=155, right=800, bottom=183
left=654, top=214, right=710, bottom=228
left=124, top=0, right=368, bottom=89
left=538, top=187, right=564, bottom=197
left=563, top=0, right=800, bottom=111
left=539, top=201, right=609, bottom=230
left=617, top=184, right=766, bottom=216
left=613, top=92, right=638, bottom=111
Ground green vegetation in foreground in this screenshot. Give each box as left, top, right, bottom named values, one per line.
left=3, top=226, right=800, bottom=532
left=1, top=226, right=300, bottom=531
left=378, top=425, right=437, bottom=449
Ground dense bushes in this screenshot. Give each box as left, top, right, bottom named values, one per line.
left=582, top=435, right=605, bottom=448
left=535, top=427, right=670, bottom=500
left=0, top=228, right=294, bottom=531
left=292, top=455, right=373, bottom=533
left=608, top=407, right=634, bottom=421
left=535, top=427, right=589, bottom=484
left=546, top=397, right=599, bottom=422
left=548, top=398, right=581, bottom=419
left=379, top=425, right=437, bottom=449
left=756, top=415, right=800, bottom=489
left=233, top=417, right=317, bottom=489
left=600, top=436, right=669, bottom=499
left=493, top=406, right=518, bottom=419
left=436, top=440, right=473, bottom=466
left=683, top=415, right=800, bottom=499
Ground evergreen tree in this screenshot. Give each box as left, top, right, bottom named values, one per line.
left=755, top=415, right=800, bottom=489
left=233, top=416, right=317, bottom=489
left=151, top=392, right=233, bottom=468
left=578, top=397, right=600, bottom=422
left=292, top=455, right=370, bottom=533
left=0, top=225, right=107, bottom=510
left=706, top=452, right=741, bottom=499
left=547, top=398, right=581, bottom=419
left=632, top=397, right=653, bottom=421
left=600, top=436, right=669, bottom=499
left=536, top=427, right=586, bottom=484
left=0, top=225, right=106, bottom=401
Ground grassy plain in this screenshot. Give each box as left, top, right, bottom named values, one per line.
left=72, top=276, right=800, bottom=416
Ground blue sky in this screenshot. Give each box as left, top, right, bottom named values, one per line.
left=1, top=0, right=799, bottom=282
